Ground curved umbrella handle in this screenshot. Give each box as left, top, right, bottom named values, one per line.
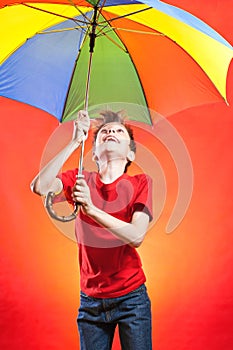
left=45, top=191, right=79, bottom=222
left=45, top=139, right=86, bottom=222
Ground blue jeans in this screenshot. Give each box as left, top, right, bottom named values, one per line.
left=77, top=284, right=152, bottom=350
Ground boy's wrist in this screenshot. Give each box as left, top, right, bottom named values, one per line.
left=84, top=203, right=98, bottom=218
left=69, top=138, right=82, bottom=150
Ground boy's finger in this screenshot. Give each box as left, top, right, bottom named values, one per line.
left=76, top=179, right=87, bottom=187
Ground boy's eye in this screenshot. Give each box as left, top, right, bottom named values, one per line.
left=117, top=128, right=124, bottom=133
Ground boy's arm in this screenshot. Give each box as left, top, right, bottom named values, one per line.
left=30, top=111, right=90, bottom=196
left=73, top=178, right=150, bottom=247
left=86, top=207, right=149, bottom=248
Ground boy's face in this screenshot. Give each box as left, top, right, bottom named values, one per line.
left=96, top=122, right=131, bottom=144
left=93, top=122, right=134, bottom=163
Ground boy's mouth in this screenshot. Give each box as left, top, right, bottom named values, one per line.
left=103, top=136, right=119, bottom=143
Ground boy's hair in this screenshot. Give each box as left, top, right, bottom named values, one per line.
left=93, top=110, right=136, bottom=173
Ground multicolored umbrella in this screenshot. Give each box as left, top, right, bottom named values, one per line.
left=0, top=0, right=233, bottom=123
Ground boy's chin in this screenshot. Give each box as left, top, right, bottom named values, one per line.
left=101, top=141, right=120, bottom=152
left=105, top=140, right=118, bottom=148
left=95, top=142, right=129, bottom=159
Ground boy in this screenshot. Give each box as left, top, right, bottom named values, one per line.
left=31, top=110, right=153, bottom=350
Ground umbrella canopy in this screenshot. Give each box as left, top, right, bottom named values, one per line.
left=0, top=0, right=232, bottom=122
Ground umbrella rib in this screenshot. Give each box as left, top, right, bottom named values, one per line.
left=98, top=6, right=152, bottom=25
left=97, top=30, right=128, bottom=52
left=95, top=6, right=158, bottom=46
left=98, top=26, right=165, bottom=37
left=67, top=0, right=92, bottom=23
left=22, top=3, right=89, bottom=26
left=96, top=0, right=107, bottom=22
left=36, top=26, right=89, bottom=35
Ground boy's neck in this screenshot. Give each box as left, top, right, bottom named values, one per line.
left=98, top=159, right=127, bottom=184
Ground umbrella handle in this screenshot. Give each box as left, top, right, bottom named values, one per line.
left=45, top=149, right=86, bottom=222
left=45, top=191, right=79, bottom=222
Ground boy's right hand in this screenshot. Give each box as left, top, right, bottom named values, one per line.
left=72, top=110, right=90, bottom=144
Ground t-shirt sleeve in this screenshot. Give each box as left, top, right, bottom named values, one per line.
left=53, top=168, right=78, bottom=204
left=132, top=174, right=153, bottom=222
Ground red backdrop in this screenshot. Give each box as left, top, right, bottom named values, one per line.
left=1, top=1, right=233, bottom=349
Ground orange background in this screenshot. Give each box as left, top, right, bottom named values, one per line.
left=1, top=1, right=233, bottom=349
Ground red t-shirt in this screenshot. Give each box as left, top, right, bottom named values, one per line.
left=57, top=169, right=153, bottom=298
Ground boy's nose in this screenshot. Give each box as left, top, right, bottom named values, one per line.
left=107, top=129, right=115, bottom=134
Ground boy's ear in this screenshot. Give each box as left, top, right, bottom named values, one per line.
left=127, top=151, right=135, bottom=162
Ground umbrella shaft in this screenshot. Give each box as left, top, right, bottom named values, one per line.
left=89, top=5, right=98, bottom=53
left=78, top=5, right=99, bottom=177
left=78, top=140, right=85, bottom=177
left=84, top=51, right=93, bottom=111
